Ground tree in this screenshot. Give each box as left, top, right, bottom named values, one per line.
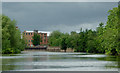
left=48, top=30, right=63, bottom=47
left=60, top=35, right=67, bottom=52
left=78, top=29, right=87, bottom=52
left=117, top=2, right=120, bottom=55
left=2, top=15, right=25, bottom=54
left=96, top=23, right=105, bottom=53
left=71, top=32, right=81, bottom=52
left=66, top=34, right=74, bottom=49
left=84, top=29, right=97, bottom=53
left=102, top=7, right=119, bottom=55
left=32, top=33, right=41, bottom=46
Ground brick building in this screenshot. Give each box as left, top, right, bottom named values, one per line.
left=23, top=30, right=49, bottom=47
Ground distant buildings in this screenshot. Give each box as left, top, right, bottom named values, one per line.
left=23, top=30, right=50, bottom=47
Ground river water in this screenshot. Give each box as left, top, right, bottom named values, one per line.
left=1, top=51, right=120, bottom=71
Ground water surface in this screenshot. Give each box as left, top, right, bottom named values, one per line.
left=1, top=51, right=119, bottom=71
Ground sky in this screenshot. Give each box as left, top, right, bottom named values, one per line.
left=2, top=2, right=118, bottom=33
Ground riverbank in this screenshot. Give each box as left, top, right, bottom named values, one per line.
left=24, top=46, right=74, bottom=52
left=47, top=47, right=74, bottom=52
left=4, top=46, right=118, bottom=57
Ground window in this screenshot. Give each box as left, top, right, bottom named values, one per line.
left=29, top=40, right=30, bottom=42
left=26, top=33, right=27, bottom=35
left=31, top=33, right=32, bottom=35
left=41, top=33, right=43, bottom=36
left=44, top=34, right=47, bottom=37
left=44, top=36, right=46, bottom=39
left=29, top=33, right=30, bottom=35
left=44, top=39, right=46, bottom=42
left=41, top=36, right=43, bottom=39
left=44, top=33, right=46, bottom=35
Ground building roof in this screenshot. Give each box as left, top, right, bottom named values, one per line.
left=25, top=31, right=51, bottom=36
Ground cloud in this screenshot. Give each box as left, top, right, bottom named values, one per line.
left=2, top=2, right=118, bottom=33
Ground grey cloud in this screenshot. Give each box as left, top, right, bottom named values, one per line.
left=2, top=2, right=118, bottom=33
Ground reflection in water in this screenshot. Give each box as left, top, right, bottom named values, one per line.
left=1, top=51, right=119, bottom=71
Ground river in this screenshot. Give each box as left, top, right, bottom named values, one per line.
left=1, top=51, right=120, bottom=71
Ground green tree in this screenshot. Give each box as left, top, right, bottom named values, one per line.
left=2, top=15, right=25, bottom=54
left=32, top=33, right=41, bottom=46
left=117, top=2, right=120, bottom=55
left=60, top=34, right=68, bottom=52
left=102, top=7, right=119, bottom=55
left=96, top=23, right=105, bottom=53
left=78, top=29, right=87, bottom=52
left=71, top=32, right=81, bottom=52
left=48, top=30, right=63, bottom=47
left=85, top=29, right=97, bottom=53
left=66, top=34, right=74, bottom=49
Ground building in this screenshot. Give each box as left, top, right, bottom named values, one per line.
left=23, top=30, right=50, bottom=47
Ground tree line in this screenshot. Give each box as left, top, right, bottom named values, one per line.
left=48, top=6, right=120, bottom=55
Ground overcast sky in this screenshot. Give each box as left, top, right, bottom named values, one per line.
left=2, top=2, right=118, bottom=33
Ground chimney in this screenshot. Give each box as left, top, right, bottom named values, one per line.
left=34, top=30, right=38, bottom=33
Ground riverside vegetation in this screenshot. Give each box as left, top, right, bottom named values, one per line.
left=48, top=6, right=120, bottom=55
left=2, top=5, right=120, bottom=55
left=2, top=15, right=26, bottom=54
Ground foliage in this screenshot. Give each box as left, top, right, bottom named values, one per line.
left=48, top=5, right=120, bottom=55
left=60, top=34, right=68, bottom=52
left=48, top=30, right=63, bottom=47
left=32, top=33, right=41, bottom=46
left=2, top=15, right=25, bottom=54
left=102, top=7, right=120, bottom=55
left=96, top=23, right=105, bottom=53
